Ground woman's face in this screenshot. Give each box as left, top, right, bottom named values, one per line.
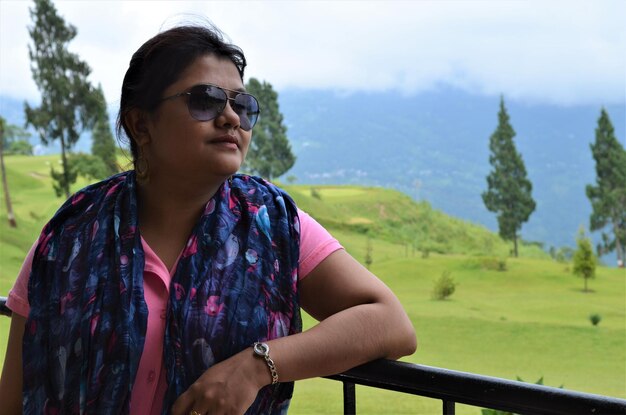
left=141, top=54, right=252, bottom=185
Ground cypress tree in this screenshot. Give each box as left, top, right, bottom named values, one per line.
left=244, top=78, right=295, bottom=180
left=585, top=108, right=626, bottom=267
left=482, top=97, right=536, bottom=257
left=25, top=0, right=99, bottom=198
left=91, top=85, right=118, bottom=176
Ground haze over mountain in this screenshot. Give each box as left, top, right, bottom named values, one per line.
left=278, top=87, right=625, bottom=260
left=1, top=88, right=624, bottom=262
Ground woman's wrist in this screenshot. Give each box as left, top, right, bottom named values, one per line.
left=252, top=342, right=278, bottom=384
left=240, top=346, right=275, bottom=389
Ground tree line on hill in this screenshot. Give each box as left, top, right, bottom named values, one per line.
left=481, top=97, right=625, bottom=268
left=0, top=0, right=295, bottom=228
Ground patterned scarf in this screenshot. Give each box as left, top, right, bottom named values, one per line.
left=23, top=171, right=301, bottom=414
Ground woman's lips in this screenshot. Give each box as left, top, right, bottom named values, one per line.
left=209, top=134, right=239, bottom=149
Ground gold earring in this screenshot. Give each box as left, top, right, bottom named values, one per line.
left=135, top=146, right=149, bottom=184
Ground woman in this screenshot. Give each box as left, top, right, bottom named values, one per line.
left=0, top=24, right=416, bottom=414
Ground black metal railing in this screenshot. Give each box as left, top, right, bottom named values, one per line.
left=1, top=296, right=625, bottom=414
left=326, top=359, right=626, bottom=414
left=0, top=296, right=10, bottom=317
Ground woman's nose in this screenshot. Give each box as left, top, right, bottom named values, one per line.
left=215, top=99, right=240, bottom=130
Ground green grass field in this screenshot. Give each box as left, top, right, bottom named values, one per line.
left=287, top=232, right=625, bottom=414
left=1, top=155, right=624, bottom=413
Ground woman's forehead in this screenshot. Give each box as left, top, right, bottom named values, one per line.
left=175, top=54, right=243, bottom=91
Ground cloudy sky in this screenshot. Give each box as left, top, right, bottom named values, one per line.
left=1, top=0, right=624, bottom=108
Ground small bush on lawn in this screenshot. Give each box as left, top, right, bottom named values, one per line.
left=432, top=271, right=456, bottom=300
left=589, top=313, right=602, bottom=326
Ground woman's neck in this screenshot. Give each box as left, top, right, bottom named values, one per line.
left=137, top=172, right=225, bottom=225
left=135, top=174, right=226, bottom=269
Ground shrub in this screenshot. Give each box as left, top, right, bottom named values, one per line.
left=364, top=237, right=373, bottom=270
left=432, top=271, right=456, bottom=300
left=310, top=187, right=322, bottom=199
left=481, top=409, right=513, bottom=415
left=555, top=246, right=574, bottom=263
left=421, top=248, right=430, bottom=259
left=480, top=257, right=507, bottom=271
left=589, top=313, right=602, bottom=326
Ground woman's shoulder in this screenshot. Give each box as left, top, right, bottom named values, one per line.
left=44, top=172, right=134, bottom=237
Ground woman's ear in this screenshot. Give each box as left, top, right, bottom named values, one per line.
left=125, top=108, right=152, bottom=146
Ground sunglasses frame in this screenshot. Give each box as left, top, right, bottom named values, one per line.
left=160, top=83, right=260, bottom=131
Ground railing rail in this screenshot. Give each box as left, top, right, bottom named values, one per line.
left=325, top=359, right=626, bottom=414
left=1, top=296, right=625, bottom=414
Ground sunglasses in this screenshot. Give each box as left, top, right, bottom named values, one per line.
left=160, top=84, right=260, bottom=131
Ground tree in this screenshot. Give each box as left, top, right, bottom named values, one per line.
left=70, top=153, right=109, bottom=182
left=25, top=0, right=99, bottom=198
left=0, top=116, right=18, bottom=227
left=244, top=78, right=295, bottom=180
left=1, top=120, right=32, bottom=155
left=7, top=140, right=34, bottom=156
left=573, top=227, right=597, bottom=292
left=91, top=84, right=118, bottom=177
left=585, top=108, right=626, bottom=267
left=482, top=97, right=535, bottom=257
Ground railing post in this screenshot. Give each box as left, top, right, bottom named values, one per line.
left=343, top=381, right=356, bottom=415
left=442, top=399, right=455, bottom=414
left=0, top=296, right=11, bottom=317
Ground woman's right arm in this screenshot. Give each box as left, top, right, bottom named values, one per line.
left=0, top=313, right=26, bottom=414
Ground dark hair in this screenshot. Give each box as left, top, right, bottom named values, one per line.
left=116, top=24, right=247, bottom=162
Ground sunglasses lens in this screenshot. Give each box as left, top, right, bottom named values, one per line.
left=187, top=85, right=226, bottom=122
left=186, top=85, right=260, bottom=131
left=232, top=94, right=260, bottom=131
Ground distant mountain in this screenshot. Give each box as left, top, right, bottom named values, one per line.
left=2, top=89, right=624, bottom=263
left=0, top=96, right=114, bottom=155
left=277, top=87, right=625, bottom=262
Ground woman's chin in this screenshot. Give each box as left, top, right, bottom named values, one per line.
left=203, top=157, right=244, bottom=178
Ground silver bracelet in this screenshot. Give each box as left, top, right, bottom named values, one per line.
left=253, top=342, right=279, bottom=385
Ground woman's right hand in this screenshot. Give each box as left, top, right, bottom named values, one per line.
left=170, top=347, right=269, bottom=415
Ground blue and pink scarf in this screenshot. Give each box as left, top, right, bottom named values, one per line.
left=23, top=171, right=301, bottom=414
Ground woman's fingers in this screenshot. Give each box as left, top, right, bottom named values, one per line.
left=170, top=350, right=262, bottom=415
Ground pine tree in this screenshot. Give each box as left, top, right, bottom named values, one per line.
left=244, top=78, right=295, bottom=180
left=573, top=227, right=597, bottom=292
left=585, top=108, right=626, bottom=267
left=482, top=97, right=535, bottom=257
left=91, top=85, right=118, bottom=176
left=25, top=0, right=99, bottom=198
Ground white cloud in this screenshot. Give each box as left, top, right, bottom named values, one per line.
left=1, top=0, right=624, bottom=106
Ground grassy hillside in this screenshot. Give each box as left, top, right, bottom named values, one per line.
left=0, top=155, right=546, bottom=288
left=283, top=183, right=548, bottom=258
left=0, top=155, right=624, bottom=414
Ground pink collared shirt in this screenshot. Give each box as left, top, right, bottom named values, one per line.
left=8, top=209, right=342, bottom=414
